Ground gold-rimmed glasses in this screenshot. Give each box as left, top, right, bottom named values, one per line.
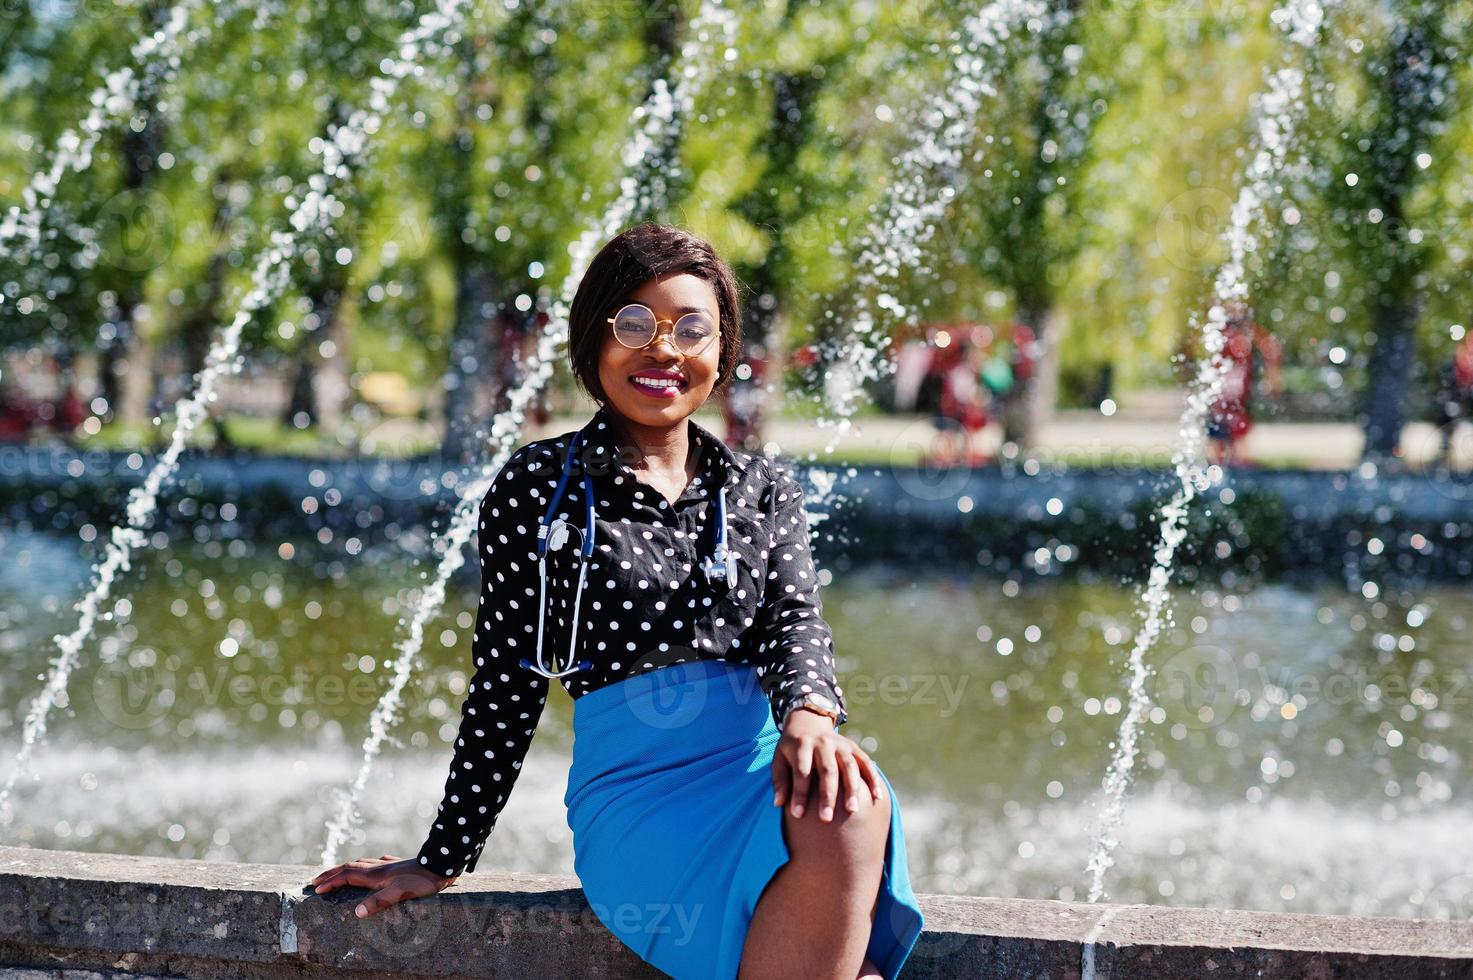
left=606, top=303, right=718, bottom=356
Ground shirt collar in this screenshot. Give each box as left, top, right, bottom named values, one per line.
left=577, top=403, right=751, bottom=489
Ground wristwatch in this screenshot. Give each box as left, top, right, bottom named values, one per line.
left=780, top=692, right=842, bottom=728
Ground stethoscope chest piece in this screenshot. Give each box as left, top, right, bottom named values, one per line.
left=545, top=519, right=575, bottom=555
left=701, top=548, right=738, bottom=589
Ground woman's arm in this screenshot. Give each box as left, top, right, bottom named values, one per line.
left=752, top=463, right=849, bottom=730
left=416, top=446, right=551, bottom=878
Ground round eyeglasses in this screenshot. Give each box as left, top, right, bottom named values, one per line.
left=607, top=303, right=718, bottom=357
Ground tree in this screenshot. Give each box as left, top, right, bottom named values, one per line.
left=953, top=0, right=1101, bottom=448
left=1348, top=4, right=1458, bottom=461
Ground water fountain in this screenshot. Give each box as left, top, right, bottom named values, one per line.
left=6, top=0, right=1473, bottom=955
left=1082, top=0, right=1337, bottom=912
left=799, top=0, right=1051, bottom=468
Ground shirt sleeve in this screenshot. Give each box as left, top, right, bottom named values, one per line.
left=752, top=462, right=849, bottom=730
left=416, top=446, right=551, bottom=877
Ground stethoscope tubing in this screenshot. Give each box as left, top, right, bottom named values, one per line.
left=518, top=426, right=735, bottom=680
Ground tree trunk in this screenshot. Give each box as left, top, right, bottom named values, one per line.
left=284, top=340, right=316, bottom=424
left=316, top=307, right=350, bottom=434
left=628, top=0, right=686, bottom=222
left=1357, top=15, right=1445, bottom=465
left=441, top=263, right=495, bottom=466
left=1361, top=295, right=1418, bottom=461
left=178, top=174, right=235, bottom=381
left=98, top=321, right=131, bottom=424
left=1003, top=303, right=1059, bottom=449
left=100, top=0, right=169, bottom=426
left=1028, top=307, right=1062, bottom=444
left=731, top=259, right=782, bottom=450
left=728, top=59, right=821, bottom=447
left=116, top=306, right=156, bottom=433
left=281, top=274, right=344, bottom=429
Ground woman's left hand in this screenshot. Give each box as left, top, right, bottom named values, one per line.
left=771, top=709, right=887, bottom=822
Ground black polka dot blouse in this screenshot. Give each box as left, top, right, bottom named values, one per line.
left=416, top=404, right=849, bottom=878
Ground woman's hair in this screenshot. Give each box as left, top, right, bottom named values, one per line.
left=567, top=223, right=744, bottom=406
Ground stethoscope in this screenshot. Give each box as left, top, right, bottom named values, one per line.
left=518, top=426, right=740, bottom=680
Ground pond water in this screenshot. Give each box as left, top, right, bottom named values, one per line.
left=2, top=528, right=1470, bottom=919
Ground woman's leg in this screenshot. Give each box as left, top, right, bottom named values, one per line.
left=738, top=778, right=892, bottom=980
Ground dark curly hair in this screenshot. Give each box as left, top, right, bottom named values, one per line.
left=567, top=223, right=744, bottom=407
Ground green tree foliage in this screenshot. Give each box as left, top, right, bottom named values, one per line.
left=3, top=0, right=1472, bottom=453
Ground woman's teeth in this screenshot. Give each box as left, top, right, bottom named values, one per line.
left=632, top=377, right=682, bottom=390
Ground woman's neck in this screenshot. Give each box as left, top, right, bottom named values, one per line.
left=605, top=407, right=691, bottom=475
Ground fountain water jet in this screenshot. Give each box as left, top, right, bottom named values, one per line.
left=803, top=0, right=1052, bottom=469
left=753, top=0, right=1062, bottom=549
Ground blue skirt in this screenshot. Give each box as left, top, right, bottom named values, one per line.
left=563, top=659, right=925, bottom=979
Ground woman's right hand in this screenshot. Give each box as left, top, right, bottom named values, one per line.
left=308, top=855, right=457, bottom=918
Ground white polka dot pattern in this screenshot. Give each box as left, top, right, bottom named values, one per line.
left=416, top=405, right=848, bottom=879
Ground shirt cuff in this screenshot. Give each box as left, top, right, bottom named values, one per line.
left=773, top=685, right=848, bottom=731
left=415, top=822, right=484, bottom=878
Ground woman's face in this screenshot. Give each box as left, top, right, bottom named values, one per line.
left=597, top=272, right=722, bottom=431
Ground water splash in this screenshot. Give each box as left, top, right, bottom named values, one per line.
left=1080, top=0, right=1337, bottom=913
left=806, top=0, right=1051, bottom=465
left=0, top=0, right=471, bottom=828
left=0, top=0, right=278, bottom=288
left=768, top=0, right=1054, bottom=546
left=318, top=0, right=738, bottom=866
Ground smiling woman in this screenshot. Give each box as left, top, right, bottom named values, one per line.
left=309, top=224, right=924, bottom=980
left=568, top=224, right=743, bottom=428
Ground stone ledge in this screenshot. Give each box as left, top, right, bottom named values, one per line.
left=0, top=845, right=1471, bottom=978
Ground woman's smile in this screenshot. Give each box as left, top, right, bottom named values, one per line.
left=629, top=368, right=688, bottom=398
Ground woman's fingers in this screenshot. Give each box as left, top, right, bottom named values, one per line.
left=313, top=863, right=378, bottom=894
left=841, top=751, right=867, bottom=813
left=310, top=856, right=399, bottom=893
left=853, top=748, right=887, bottom=804
left=770, top=747, right=792, bottom=809
left=311, top=864, right=352, bottom=892
left=307, top=859, right=452, bottom=919
left=789, top=739, right=816, bottom=818
left=356, top=881, right=412, bottom=919
left=815, top=743, right=841, bottom=822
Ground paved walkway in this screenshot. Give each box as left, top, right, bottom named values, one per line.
left=517, top=404, right=1471, bottom=472
left=274, top=388, right=1472, bottom=471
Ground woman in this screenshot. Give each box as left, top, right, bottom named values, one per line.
left=309, top=224, right=925, bottom=979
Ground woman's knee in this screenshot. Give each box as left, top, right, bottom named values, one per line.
left=782, top=783, right=891, bottom=872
